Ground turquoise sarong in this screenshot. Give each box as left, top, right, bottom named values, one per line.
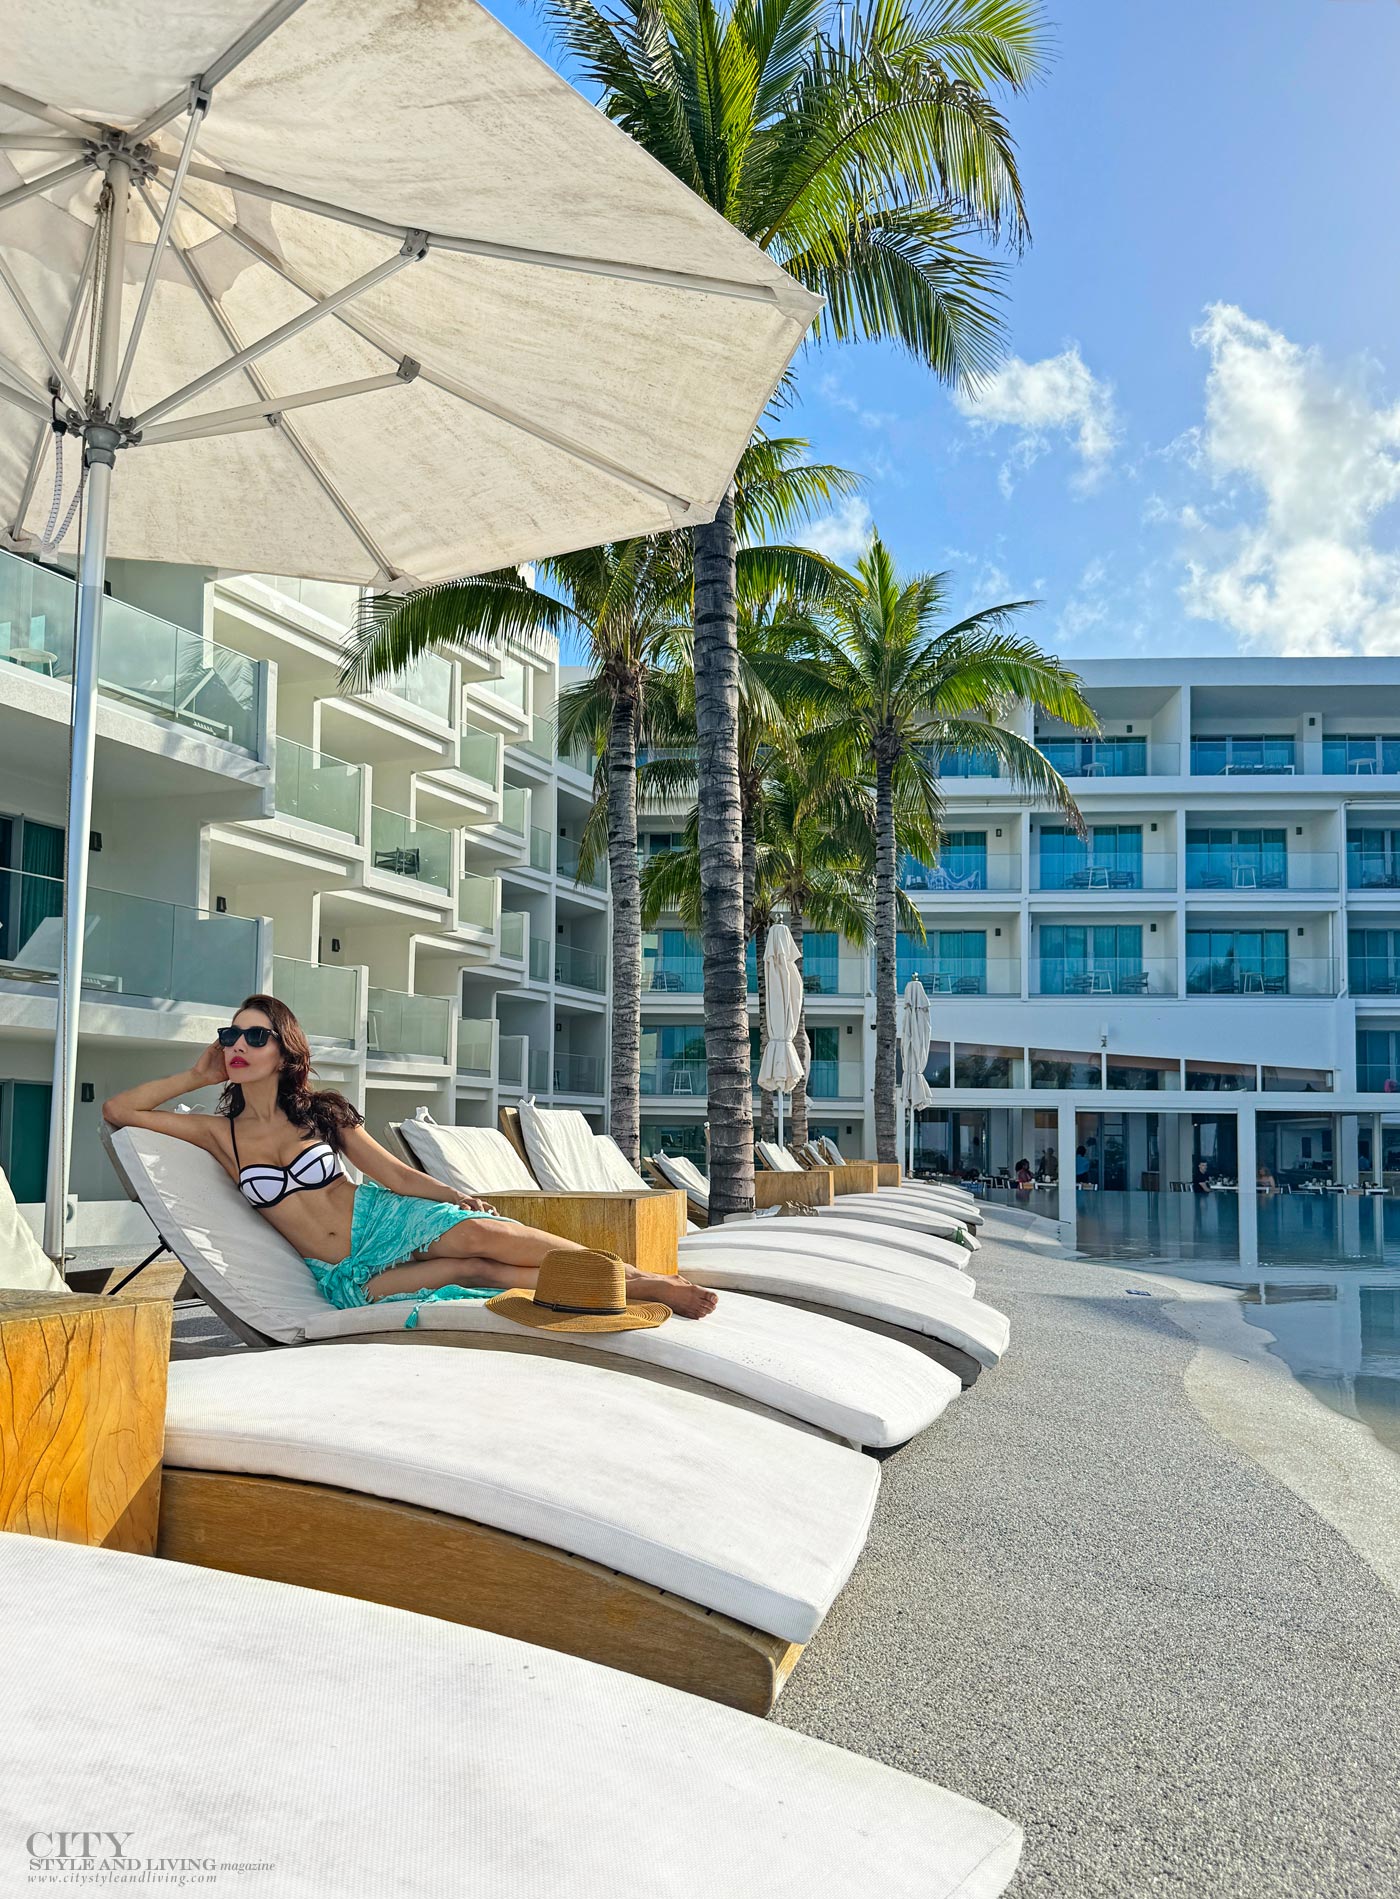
left=304, top=1180, right=500, bottom=1329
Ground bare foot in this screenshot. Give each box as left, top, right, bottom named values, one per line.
left=632, top=1272, right=718, bottom=1320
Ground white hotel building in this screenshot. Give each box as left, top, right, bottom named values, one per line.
left=4, top=553, right=1400, bottom=1277
left=0, top=550, right=607, bottom=1247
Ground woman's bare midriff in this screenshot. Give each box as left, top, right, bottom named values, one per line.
left=211, top=1131, right=359, bottom=1263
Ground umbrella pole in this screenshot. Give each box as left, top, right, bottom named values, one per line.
left=776, top=1090, right=784, bottom=1147
left=42, top=156, right=130, bottom=1265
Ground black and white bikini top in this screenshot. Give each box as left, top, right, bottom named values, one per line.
left=229, top=1113, right=344, bottom=1209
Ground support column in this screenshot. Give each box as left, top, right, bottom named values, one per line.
left=1340, top=1113, right=1360, bottom=1185
left=1374, top=1111, right=1385, bottom=1186
left=1237, top=1105, right=1258, bottom=1268
left=1057, top=1101, right=1077, bottom=1248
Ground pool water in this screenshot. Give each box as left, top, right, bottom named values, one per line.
left=1070, top=1190, right=1400, bottom=1464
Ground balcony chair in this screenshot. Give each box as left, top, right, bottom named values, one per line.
left=105, top=1122, right=958, bottom=1458
left=96, top=1132, right=895, bottom=1716
left=4, top=1536, right=1023, bottom=1897
left=481, top=1108, right=1008, bottom=1387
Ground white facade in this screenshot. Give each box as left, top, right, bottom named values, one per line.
left=640, top=658, right=1400, bottom=1266
left=0, top=551, right=607, bottom=1245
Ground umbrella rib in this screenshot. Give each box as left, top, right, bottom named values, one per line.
left=158, top=214, right=398, bottom=580
left=135, top=366, right=419, bottom=446
left=7, top=217, right=99, bottom=545
left=0, top=157, right=91, bottom=219
left=0, top=86, right=94, bottom=139
left=153, top=181, right=697, bottom=518
left=152, top=156, right=783, bottom=307
left=0, top=376, right=50, bottom=425
left=128, top=0, right=317, bottom=144
left=0, top=253, right=86, bottom=408
left=112, top=95, right=209, bottom=413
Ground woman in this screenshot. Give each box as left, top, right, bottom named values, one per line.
left=103, top=994, right=717, bottom=1327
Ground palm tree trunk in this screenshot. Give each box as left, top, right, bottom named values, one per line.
left=874, top=753, right=899, bottom=1164
left=741, top=801, right=756, bottom=939
left=692, top=489, right=753, bottom=1222
left=754, top=918, right=775, bottom=1142
left=789, top=907, right=809, bottom=1149
left=605, top=689, right=641, bottom=1169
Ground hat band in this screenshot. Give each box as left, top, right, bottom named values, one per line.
left=533, top=1296, right=628, bottom=1316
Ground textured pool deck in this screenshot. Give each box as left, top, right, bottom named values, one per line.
left=774, top=1209, right=1400, bottom=1897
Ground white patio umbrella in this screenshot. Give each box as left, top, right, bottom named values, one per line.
left=758, top=922, right=805, bottom=1148
left=898, top=976, right=934, bottom=1177
left=0, top=0, right=819, bottom=1257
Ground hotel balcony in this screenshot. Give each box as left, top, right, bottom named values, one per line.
left=1030, top=956, right=1177, bottom=998
left=273, top=737, right=365, bottom=840
left=506, top=711, right=559, bottom=778
left=271, top=955, right=361, bottom=1047
left=557, top=836, right=607, bottom=892
left=641, top=1058, right=708, bottom=1098
left=555, top=1051, right=605, bottom=1096
left=366, top=987, right=453, bottom=1064
left=0, top=869, right=263, bottom=1018
left=808, top=1059, right=865, bottom=1100
left=456, top=1016, right=499, bottom=1081
left=498, top=1032, right=528, bottom=1092
left=1184, top=849, right=1338, bottom=893
left=895, top=955, right=1021, bottom=997
left=1031, top=851, right=1177, bottom=893
left=530, top=825, right=553, bottom=873
left=497, top=909, right=528, bottom=966
left=1036, top=736, right=1181, bottom=779
left=528, top=1045, right=551, bottom=1091
left=528, top=936, right=552, bottom=984
left=1346, top=851, right=1400, bottom=894
left=1349, top=956, right=1400, bottom=998
left=367, top=805, right=453, bottom=895
left=1184, top=956, right=1340, bottom=998
left=555, top=942, right=606, bottom=994
left=462, top=653, right=531, bottom=734
left=902, top=851, right=1022, bottom=894
left=3, top=548, right=270, bottom=783
left=802, top=953, right=868, bottom=998
left=454, top=874, right=501, bottom=949
left=1189, top=735, right=1298, bottom=777
left=416, top=726, right=502, bottom=827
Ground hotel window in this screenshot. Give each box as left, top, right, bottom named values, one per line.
left=1349, top=928, right=1400, bottom=996
left=639, top=1122, right=707, bottom=1163
left=1185, top=929, right=1288, bottom=995
left=1106, top=1054, right=1178, bottom=1091
left=1185, top=827, right=1286, bottom=889
left=1322, top=734, right=1400, bottom=775
left=1037, top=923, right=1144, bottom=995
left=953, top=1043, right=1022, bottom=1089
left=1037, top=825, right=1143, bottom=890
left=1260, top=1065, right=1332, bottom=1093
left=1037, top=733, right=1147, bottom=777
left=1357, top=1028, right=1400, bottom=1092
left=1030, top=1049, right=1102, bottom=1088
left=1347, top=827, right=1400, bottom=888
left=901, top=831, right=990, bottom=892
left=801, top=931, right=841, bottom=994
left=1189, top=734, right=1296, bottom=775
left=1185, top=1059, right=1256, bottom=1092
left=897, top=929, right=987, bottom=993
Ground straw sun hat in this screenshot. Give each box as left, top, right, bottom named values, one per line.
left=488, top=1249, right=670, bottom=1333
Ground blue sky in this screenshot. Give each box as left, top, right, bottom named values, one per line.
left=500, top=0, right=1400, bottom=661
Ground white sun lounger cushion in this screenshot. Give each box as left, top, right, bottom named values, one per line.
left=757, top=1140, right=806, bottom=1173
left=1, top=1536, right=1024, bottom=1899
left=675, top=1252, right=1011, bottom=1367
left=517, top=1100, right=615, bottom=1191
left=592, top=1133, right=656, bottom=1191
left=656, top=1151, right=711, bottom=1206
left=399, top=1118, right=539, bottom=1193
left=164, top=1346, right=878, bottom=1643
left=112, top=1129, right=960, bottom=1445
left=681, top=1222, right=977, bottom=1296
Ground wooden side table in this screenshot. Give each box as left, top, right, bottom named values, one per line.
left=0, top=1290, right=171, bottom=1554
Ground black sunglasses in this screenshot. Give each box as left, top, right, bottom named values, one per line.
left=218, top=1025, right=279, bottom=1049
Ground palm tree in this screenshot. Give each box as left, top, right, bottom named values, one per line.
left=552, top=0, right=1048, bottom=1216
left=783, top=534, right=1096, bottom=1164
left=339, top=441, right=849, bottom=1172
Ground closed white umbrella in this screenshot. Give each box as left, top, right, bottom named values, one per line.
left=758, top=922, right=805, bottom=1148
left=0, top=0, right=819, bottom=1257
left=898, top=976, right=934, bottom=1177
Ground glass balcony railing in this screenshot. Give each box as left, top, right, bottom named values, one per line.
left=1358, top=1063, right=1400, bottom=1092
left=0, top=868, right=259, bottom=1007
left=1347, top=852, right=1400, bottom=891
left=456, top=874, right=497, bottom=935
left=366, top=987, right=452, bottom=1061
left=640, top=954, right=758, bottom=994
left=901, top=852, right=1022, bottom=893
left=272, top=955, right=359, bottom=1044
left=920, top=744, right=1001, bottom=779
left=530, top=826, right=553, bottom=873
left=555, top=1051, right=605, bottom=1094
left=369, top=806, right=452, bottom=888
left=528, top=1046, right=551, bottom=1091
left=500, top=785, right=528, bottom=836
left=457, top=1017, right=497, bottom=1077
left=241, top=574, right=359, bottom=622
left=1185, top=849, right=1337, bottom=892
left=521, top=712, right=555, bottom=759
left=481, top=656, right=528, bottom=709
left=808, top=1060, right=864, bottom=1098
left=1349, top=957, right=1400, bottom=997
left=499, top=911, right=527, bottom=962
left=894, top=957, right=1021, bottom=996
left=1031, top=957, right=1177, bottom=997
left=529, top=937, right=551, bottom=983
left=802, top=957, right=867, bottom=996
left=1036, top=737, right=1180, bottom=778
left=1186, top=958, right=1340, bottom=997
left=1323, top=736, right=1400, bottom=776
left=274, top=736, right=363, bottom=837
left=2, top=547, right=263, bottom=752
left=498, top=1034, right=526, bottom=1088
left=456, top=727, right=501, bottom=788
left=641, top=1058, right=708, bottom=1097
left=1033, top=852, right=1177, bottom=892
left=555, top=943, right=606, bottom=991
left=1189, top=737, right=1297, bottom=776
left=557, top=837, right=606, bottom=890
left=385, top=650, right=453, bottom=724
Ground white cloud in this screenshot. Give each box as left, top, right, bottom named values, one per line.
left=954, top=346, right=1118, bottom=494
left=817, top=372, right=895, bottom=433
left=1176, top=304, right=1400, bottom=654
left=803, top=496, right=874, bottom=565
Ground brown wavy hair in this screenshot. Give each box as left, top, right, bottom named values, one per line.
left=216, top=993, right=364, bottom=1149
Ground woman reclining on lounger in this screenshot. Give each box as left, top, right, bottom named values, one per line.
left=103, top=993, right=716, bottom=1326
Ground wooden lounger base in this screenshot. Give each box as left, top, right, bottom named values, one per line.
left=741, top=1291, right=984, bottom=1390
left=157, top=1467, right=802, bottom=1717
left=478, top=1189, right=683, bottom=1276
left=826, top=1163, right=880, bottom=1196
left=875, top=1163, right=901, bottom=1190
